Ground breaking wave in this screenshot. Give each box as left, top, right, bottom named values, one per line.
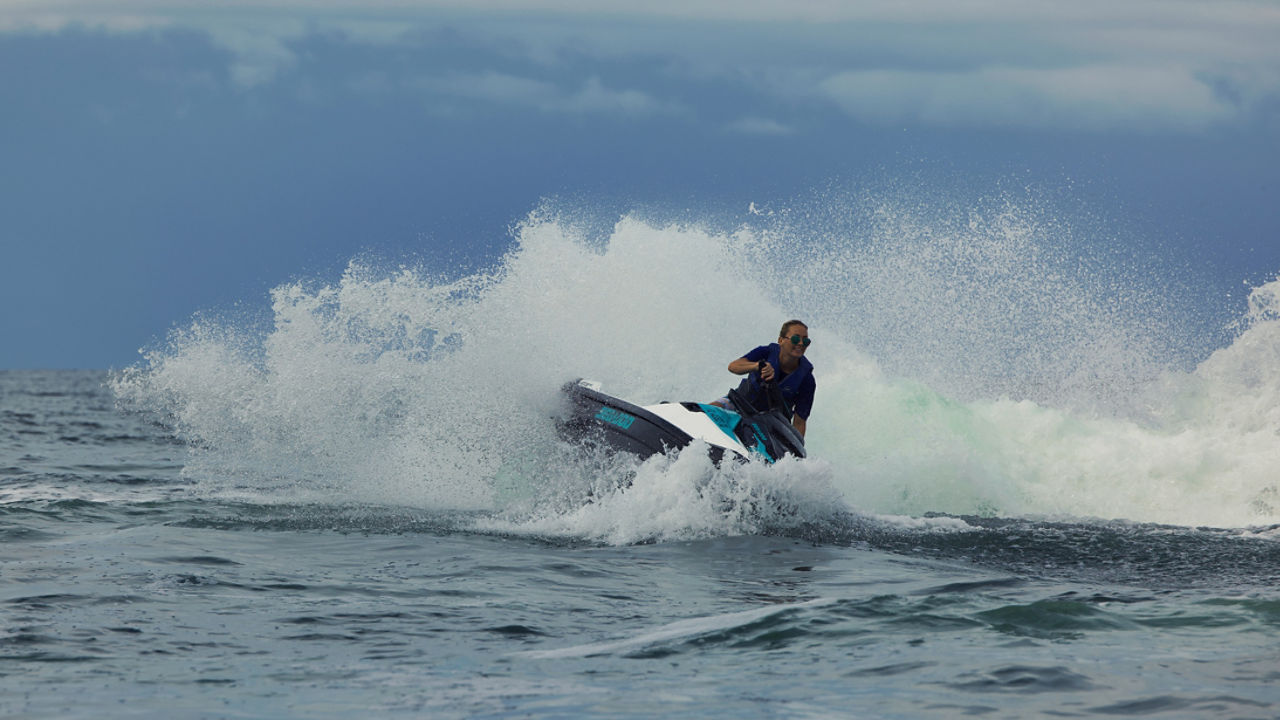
left=112, top=189, right=1280, bottom=534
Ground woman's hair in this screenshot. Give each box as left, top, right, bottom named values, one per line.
left=779, top=319, right=808, bottom=338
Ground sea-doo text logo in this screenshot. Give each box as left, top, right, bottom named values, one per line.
left=595, top=407, right=636, bottom=430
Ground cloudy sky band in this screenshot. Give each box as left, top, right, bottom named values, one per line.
left=3, top=0, right=1278, bottom=368
left=6, top=1, right=1275, bottom=133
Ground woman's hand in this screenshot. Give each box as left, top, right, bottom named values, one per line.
left=758, top=362, right=775, bottom=382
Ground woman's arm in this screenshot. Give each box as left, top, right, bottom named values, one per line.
left=728, top=358, right=773, bottom=381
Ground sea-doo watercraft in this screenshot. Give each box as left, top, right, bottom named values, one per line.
left=559, top=367, right=806, bottom=465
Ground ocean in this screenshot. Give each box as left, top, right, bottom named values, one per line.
left=4, top=203, right=1280, bottom=718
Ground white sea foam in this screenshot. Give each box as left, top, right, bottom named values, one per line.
left=480, top=447, right=846, bottom=545
left=112, top=196, right=1280, bottom=532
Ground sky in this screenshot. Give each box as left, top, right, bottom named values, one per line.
left=2, top=0, right=1278, bottom=369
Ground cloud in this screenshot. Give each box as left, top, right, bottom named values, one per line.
left=726, top=116, right=793, bottom=136
left=820, top=65, right=1237, bottom=132
left=212, top=25, right=303, bottom=88
left=561, top=76, right=674, bottom=115
left=416, top=72, right=682, bottom=116
left=421, top=71, right=555, bottom=106
left=0, top=0, right=1270, bottom=25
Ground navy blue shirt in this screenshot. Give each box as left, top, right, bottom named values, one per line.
left=743, top=344, right=816, bottom=419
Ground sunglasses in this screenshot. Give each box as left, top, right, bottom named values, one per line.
left=786, top=334, right=812, bottom=347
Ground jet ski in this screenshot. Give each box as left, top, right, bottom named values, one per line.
left=558, top=367, right=806, bottom=465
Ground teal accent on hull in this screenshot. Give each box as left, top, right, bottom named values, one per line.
left=595, top=406, right=636, bottom=430
left=743, top=422, right=775, bottom=462
left=695, top=403, right=775, bottom=463
left=696, top=403, right=741, bottom=441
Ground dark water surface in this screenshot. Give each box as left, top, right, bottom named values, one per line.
left=3, top=371, right=1278, bottom=719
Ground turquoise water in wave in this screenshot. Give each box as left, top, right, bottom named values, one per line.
left=6, top=201, right=1280, bottom=718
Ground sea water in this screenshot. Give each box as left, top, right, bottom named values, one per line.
left=4, top=194, right=1279, bottom=718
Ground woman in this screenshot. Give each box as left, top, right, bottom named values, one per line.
left=723, top=319, right=815, bottom=438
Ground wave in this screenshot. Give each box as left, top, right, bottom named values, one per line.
left=111, top=192, right=1280, bottom=533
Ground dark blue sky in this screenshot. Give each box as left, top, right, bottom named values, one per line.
left=3, top=3, right=1278, bottom=368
